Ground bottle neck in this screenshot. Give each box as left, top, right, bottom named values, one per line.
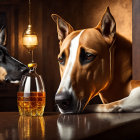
left=29, top=67, right=37, bottom=73
left=28, top=63, right=37, bottom=74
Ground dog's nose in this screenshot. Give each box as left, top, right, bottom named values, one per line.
left=55, top=92, right=73, bottom=111
left=20, top=64, right=29, bottom=74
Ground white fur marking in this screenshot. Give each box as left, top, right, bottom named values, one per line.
left=10, top=80, right=19, bottom=84
left=121, top=87, right=140, bottom=112
left=57, top=30, right=84, bottom=94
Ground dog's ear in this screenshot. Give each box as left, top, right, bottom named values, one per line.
left=0, top=26, right=7, bottom=46
left=96, top=7, right=116, bottom=44
left=51, top=14, right=74, bottom=42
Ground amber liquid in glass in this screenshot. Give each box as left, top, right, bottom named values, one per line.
left=17, top=92, right=46, bottom=116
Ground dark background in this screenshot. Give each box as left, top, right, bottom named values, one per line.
left=0, top=0, right=132, bottom=111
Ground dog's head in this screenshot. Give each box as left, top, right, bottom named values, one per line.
left=52, top=7, right=116, bottom=114
left=0, top=27, right=29, bottom=83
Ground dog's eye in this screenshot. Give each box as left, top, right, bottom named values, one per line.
left=80, top=48, right=96, bottom=65
left=58, top=52, right=65, bottom=65
left=85, top=53, right=95, bottom=60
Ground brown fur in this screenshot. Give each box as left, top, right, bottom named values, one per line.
left=99, top=33, right=132, bottom=103
left=0, top=67, right=7, bottom=81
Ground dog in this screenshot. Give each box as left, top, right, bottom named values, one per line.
left=52, top=7, right=140, bottom=114
left=0, top=26, right=28, bottom=83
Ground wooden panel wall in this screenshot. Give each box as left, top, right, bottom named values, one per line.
left=132, top=0, right=140, bottom=80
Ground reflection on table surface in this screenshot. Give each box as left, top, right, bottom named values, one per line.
left=18, top=116, right=45, bottom=140
left=57, top=113, right=140, bottom=139
left=0, top=112, right=140, bottom=140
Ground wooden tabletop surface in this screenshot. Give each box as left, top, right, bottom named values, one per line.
left=0, top=112, right=140, bottom=140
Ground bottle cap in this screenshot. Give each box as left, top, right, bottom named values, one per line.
left=28, top=63, right=37, bottom=68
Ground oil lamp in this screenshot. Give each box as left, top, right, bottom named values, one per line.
left=22, top=0, right=38, bottom=62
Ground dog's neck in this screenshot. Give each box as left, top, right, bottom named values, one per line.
left=99, top=33, right=132, bottom=104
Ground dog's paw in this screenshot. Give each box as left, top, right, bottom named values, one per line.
left=111, top=106, right=124, bottom=112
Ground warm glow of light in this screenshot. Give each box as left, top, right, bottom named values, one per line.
left=23, top=34, right=38, bottom=49
left=18, top=116, right=45, bottom=140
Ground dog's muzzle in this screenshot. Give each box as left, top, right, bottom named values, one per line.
left=4, top=65, right=29, bottom=83
left=55, top=91, right=81, bottom=114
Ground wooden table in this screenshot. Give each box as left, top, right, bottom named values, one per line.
left=0, top=112, right=140, bottom=140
